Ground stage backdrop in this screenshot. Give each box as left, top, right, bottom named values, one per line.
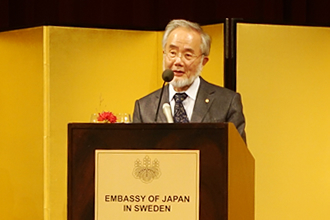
left=0, top=24, right=224, bottom=220
left=237, top=23, right=330, bottom=220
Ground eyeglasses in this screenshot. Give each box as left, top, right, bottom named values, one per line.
left=164, top=50, right=204, bottom=62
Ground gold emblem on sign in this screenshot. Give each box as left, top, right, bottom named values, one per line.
left=133, top=155, right=161, bottom=184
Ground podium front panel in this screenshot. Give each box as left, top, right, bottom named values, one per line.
left=68, top=123, right=230, bottom=220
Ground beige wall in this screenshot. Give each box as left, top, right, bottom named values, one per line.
left=237, top=24, right=330, bottom=220
left=46, top=26, right=162, bottom=219
left=0, top=24, right=224, bottom=219
left=0, top=27, right=44, bottom=219
left=201, top=24, right=224, bottom=86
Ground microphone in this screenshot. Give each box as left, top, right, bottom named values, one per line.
left=154, top=69, right=174, bottom=122
left=162, top=69, right=174, bottom=82
left=162, top=103, right=173, bottom=123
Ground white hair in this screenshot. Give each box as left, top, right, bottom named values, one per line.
left=162, top=19, right=211, bottom=56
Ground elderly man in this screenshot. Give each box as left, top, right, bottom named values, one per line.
left=133, top=19, right=246, bottom=142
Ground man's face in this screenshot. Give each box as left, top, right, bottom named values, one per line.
left=164, top=27, right=208, bottom=91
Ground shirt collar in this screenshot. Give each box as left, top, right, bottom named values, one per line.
left=169, top=76, right=200, bottom=101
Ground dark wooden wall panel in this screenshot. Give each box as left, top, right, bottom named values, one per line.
left=2, top=0, right=330, bottom=31
left=0, top=0, right=9, bottom=29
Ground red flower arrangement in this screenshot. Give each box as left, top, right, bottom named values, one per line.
left=97, top=111, right=117, bottom=123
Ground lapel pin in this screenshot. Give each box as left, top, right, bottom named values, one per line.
left=205, top=99, right=210, bottom=103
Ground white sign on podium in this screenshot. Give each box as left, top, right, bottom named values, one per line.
left=95, top=150, right=200, bottom=220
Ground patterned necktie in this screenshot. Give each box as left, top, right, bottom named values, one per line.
left=174, top=93, right=189, bottom=123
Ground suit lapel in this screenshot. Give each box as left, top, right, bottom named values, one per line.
left=191, top=78, right=215, bottom=122
left=154, top=85, right=170, bottom=123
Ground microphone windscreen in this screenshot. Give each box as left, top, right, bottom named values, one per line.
left=162, top=69, right=174, bottom=82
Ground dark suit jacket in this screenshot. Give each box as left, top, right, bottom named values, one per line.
left=133, top=77, right=246, bottom=142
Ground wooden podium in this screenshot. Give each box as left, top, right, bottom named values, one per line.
left=67, top=123, right=254, bottom=220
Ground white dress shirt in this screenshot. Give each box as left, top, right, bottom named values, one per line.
left=169, top=77, right=200, bottom=121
